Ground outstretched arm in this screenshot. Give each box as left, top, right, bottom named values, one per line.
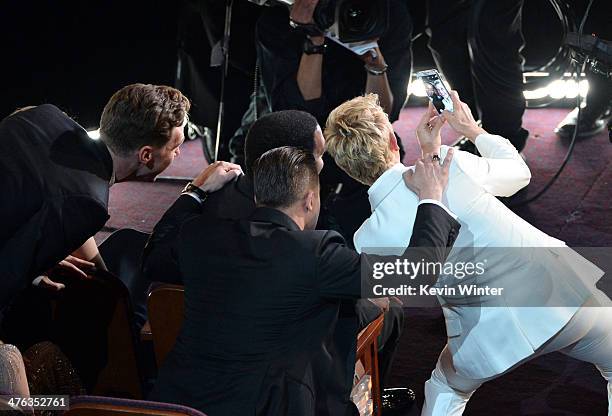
left=443, top=91, right=531, bottom=196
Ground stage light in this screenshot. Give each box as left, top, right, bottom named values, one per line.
left=408, top=78, right=427, bottom=97
left=87, top=129, right=100, bottom=140
left=408, top=78, right=453, bottom=98
left=523, top=87, right=550, bottom=100
left=408, top=72, right=590, bottom=101
left=548, top=79, right=567, bottom=99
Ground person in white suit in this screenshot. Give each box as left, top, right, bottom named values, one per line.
left=324, top=92, right=612, bottom=415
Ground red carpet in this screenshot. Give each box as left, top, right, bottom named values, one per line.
left=96, top=107, right=611, bottom=415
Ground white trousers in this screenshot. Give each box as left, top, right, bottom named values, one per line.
left=422, top=293, right=612, bottom=416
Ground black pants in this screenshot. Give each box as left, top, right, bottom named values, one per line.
left=427, top=0, right=528, bottom=151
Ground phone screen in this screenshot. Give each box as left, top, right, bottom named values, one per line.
left=416, top=70, right=454, bottom=114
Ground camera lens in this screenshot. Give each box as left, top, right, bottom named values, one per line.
left=340, top=0, right=374, bottom=33
left=335, top=0, right=389, bottom=42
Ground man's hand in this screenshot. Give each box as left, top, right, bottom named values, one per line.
left=403, top=149, right=454, bottom=201
left=442, top=91, right=487, bottom=142
left=34, top=255, right=97, bottom=291
left=360, top=46, right=386, bottom=71
left=416, top=102, right=446, bottom=155
left=369, top=297, right=390, bottom=312
left=290, top=0, right=319, bottom=24
left=191, top=161, right=243, bottom=193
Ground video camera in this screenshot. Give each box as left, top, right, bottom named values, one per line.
left=248, top=0, right=389, bottom=43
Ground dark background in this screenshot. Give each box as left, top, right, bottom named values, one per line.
left=2, top=0, right=596, bottom=130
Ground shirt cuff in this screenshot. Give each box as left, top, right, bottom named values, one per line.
left=182, top=191, right=204, bottom=204
left=418, top=199, right=458, bottom=220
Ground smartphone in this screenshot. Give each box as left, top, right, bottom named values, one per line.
left=415, top=69, right=454, bottom=114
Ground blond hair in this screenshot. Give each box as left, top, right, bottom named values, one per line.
left=324, top=94, right=394, bottom=186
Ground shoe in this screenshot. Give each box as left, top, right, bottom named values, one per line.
left=381, top=387, right=416, bottom=415
left=555, top=107, right=609, bottom=139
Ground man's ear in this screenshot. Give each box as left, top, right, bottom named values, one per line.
left=389, top=129, right=399, bottom=152
left=138, top=146, right=154, bottom=169
left=304, top=190, right=315, bottom=212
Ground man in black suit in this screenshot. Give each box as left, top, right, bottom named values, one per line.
left=0, top=84, right=194, bottom=311
left=150, top=146, right=459, bottom=416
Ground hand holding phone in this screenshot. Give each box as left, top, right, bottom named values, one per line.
left=442, top=91, right=487, bottom=142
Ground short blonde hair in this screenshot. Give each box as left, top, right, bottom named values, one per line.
left=325, top=94, right=394, bottom=186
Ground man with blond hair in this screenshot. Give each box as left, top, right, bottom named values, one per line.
left=325, top=92, right=612, bottom=415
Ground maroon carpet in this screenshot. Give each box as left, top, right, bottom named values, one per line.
left=96, top=107, right=612, bottom=415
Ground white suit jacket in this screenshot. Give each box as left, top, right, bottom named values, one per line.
left=354, top=134, right=603, bottom=379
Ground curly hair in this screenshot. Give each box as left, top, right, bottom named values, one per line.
left=99, top=84, right=190, bottom=155
left=324, top=94, right=393, bottom=186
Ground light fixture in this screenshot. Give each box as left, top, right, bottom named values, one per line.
left=408, top=77, right=590, bottom=100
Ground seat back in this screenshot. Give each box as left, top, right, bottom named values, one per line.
left=65, top=395, right=206, bottom=416
left=147, top=285, right=185, bottom=367
left=356, top=313, right=384, bottom=416
left=51, top=270, right=143, bottom=398
left=98, top=228, right=151, bottom=329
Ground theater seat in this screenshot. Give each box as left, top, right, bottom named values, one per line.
left=146, top=285, right=185, bottom=367
left=98, top=228, right=151, bottom=329
left=51, top=270, right=143, bottom=398
left=145, top=286, right=384, bottom=414
left=356, top=313, right=384, bottom=416
left=64, top=395, right=206, bottom=416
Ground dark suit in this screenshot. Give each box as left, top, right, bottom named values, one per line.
left=0, top=105, right=113, bottom=310
left=149, top=203, right=460, bottom=415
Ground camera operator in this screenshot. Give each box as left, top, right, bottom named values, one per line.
left=254, top=0, right=415, bottom=410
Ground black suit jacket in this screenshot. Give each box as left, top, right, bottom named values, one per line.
left=0, top=105, right=113, bottom=310
left=143, top=173, right=256, bottom=283
left=149, top=204, right=460, bottom=416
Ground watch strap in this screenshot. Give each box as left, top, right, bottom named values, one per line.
left=182, top=183, right=208, bottom=203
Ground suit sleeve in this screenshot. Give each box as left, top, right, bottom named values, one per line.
left=442, top=134, right=531, bottom=197
left=316, top=203, right=460, bottom=299
left=141, top=194, right=202, bottom=284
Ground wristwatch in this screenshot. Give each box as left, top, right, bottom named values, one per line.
left=303, top=36, right=327, bottom=55
left=182, top=182, right=208, bottom=204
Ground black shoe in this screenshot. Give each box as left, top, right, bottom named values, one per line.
left=381, top=387, right=416, bottom=415
left=555, top=107, right=609, bottom=139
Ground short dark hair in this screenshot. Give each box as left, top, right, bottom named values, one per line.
left=253, top=146, right=319, bottom=209
left=99, top=84, right=190, bottom=155
left=244, top=110, right=318, bottom=174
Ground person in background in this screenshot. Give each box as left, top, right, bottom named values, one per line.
left=426, top=0, right=529, bottom=154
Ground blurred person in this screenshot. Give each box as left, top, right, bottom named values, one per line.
left=149, top=146, right=459, bottom=416
left=254, top=0, right=412, bottom=244
left=325, top=92, right=612, bottom=415
left=0, top=84, right=189, bottom=315
left=426, top=0, right=529, bottom=153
